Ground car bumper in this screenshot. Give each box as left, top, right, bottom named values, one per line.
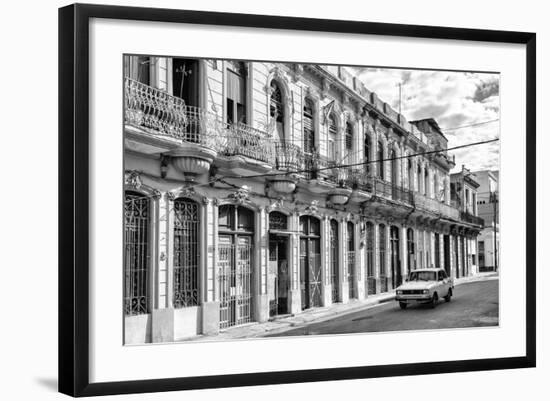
left=396, top=294, right=432, bottom=303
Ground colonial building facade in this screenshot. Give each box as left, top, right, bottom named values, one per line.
left=123, top=56, right=485, bottom=344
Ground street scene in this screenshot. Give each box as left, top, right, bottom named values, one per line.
left=123, top=56, right=500, bottom=344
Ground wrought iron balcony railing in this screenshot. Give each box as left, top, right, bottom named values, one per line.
left=222, top=123, right=274, bottom=164
left=413, top=193, right=460, bottom=220
left=274, top=142, right=303, bottom=172
left=124, top=77, right=225, bottom=150
left=373, top=178, right=414, bottom=204
left=460, top=211, right=485, bottom=227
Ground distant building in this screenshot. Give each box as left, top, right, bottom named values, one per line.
left=123, top=56, right=484, bottom=343
left=450, top=167, right=482, bottom=275
left=472, top=170, right=499, bottom=271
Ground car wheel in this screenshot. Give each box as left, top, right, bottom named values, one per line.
left=399, top=302, right=407, bottom=310
left=430, top=293, right=438, bottom=308
left=444, top=289, right=452, bottom=302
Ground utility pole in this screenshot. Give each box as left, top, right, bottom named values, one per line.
left=491, top=190, right=498, bottom=272
left=398, top=82, right=403, bottom=115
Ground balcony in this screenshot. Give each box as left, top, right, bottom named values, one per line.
left=222, top=123, right=274, bottom=164
left=413, top=193, right=460, bottom=220
left=460, top=211, right=485, bottom=227
left=372, top=178, right=414, bottom=205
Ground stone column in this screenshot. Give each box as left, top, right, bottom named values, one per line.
left=385, top=223, right=392, bottom=290
left=400, top=225, right=408, bottom=281
left=340, top=218, right=349, bottom=303
left=201, top=198, right=219, bottom=335
left=321, top=215, right=332, bottom=307
left=288, top=212, right=302, bottom=314
left=373, top=220, right=381, bottom=294
left=255, top=207, right=269, bottom=323
left=356, top=222, right=366, bottom=299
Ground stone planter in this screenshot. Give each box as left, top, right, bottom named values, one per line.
left=170, top=144, right=217, bottom=177
left=328, top=187, right=352, bottom=205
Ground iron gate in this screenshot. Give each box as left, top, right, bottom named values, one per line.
left=218, top=235, right=253, bottom=329
left=329, top=220, right=339, bottom=303
left=347, top=222, right=356, bottom=299
left=300, top=237, right=322, bottom=309
left=124, top=192, right=149, bottom=315
left=390, top=226, right=402, bottom=288
left=173, top=199, right=199, bottom=307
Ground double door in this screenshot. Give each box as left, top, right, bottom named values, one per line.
left=268, top=236, right=289, bottom=316
left=300, top=237, right=321, bottom=310
left=218, top=235, right=253, bottom=329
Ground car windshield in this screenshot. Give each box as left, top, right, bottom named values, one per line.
left=408, top=271, right=436, bottom=281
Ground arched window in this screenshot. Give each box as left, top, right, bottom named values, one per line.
left=364, top=135, right=372, bottom=175
left=345, top=122, right=353, bottom=161
left=377, top=141, right=384, bottom=180
left=124, top=191, right=150, bottom=315
left=173, top=198, right=200, bottom=308
left=226, top=61, right=247, bottom=124
left=303, top=98, right=315, bottom=154
left=270, top=81, right=285, bottom=142
left=328, top=114, right=338, bottom=160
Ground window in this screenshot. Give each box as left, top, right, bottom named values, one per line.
left=269, top=211, right=288, bottom=230
left=408, top=159, right=414, bottom=190
left=125, top=55, right=150, bottom=85
left=172, top=58, right=199, bottom=106
left=303, top=98, right=315, bottom=154
left=173, top=198, right=200, bottom=308
left=345, top=122, right=353, bottom=159
left=270, top=81, right=285, bottom=142
left=417, top=164, right=422, bottom=194
left=124, top=191, right=150, bottom=315
left=424, top=168, right=429, bottom=196
left=377, top=141, right=384, bottom=179
left=390, top=149, right=397, bottom=184
left=226, top=61, right=246, bottom=124
left=364, top=135, right=372, bottom=175
left=328, top=114, right=338, bottom=160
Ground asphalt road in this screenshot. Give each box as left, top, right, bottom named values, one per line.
left=268, top=279, right=499, bottom=337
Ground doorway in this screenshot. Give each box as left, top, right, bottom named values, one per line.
left=268, top=235, right=289, bottom=316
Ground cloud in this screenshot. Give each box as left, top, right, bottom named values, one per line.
left=349, top=67, right=500, bottom=172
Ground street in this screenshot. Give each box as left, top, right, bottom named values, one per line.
left=268, top=279, right=499, bottom=337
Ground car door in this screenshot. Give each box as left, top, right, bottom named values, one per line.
left=439, top=270, right=450, bottom=294
left=437, top=270, right=446, bottom=295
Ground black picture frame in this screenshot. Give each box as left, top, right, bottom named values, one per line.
left=58, top=3, right=536, bottom=397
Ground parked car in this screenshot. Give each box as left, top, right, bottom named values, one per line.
left=395, top=268, right=453, bottom=309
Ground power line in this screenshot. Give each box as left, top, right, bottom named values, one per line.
left=441, top=119, right=499, bottom=131
left=221, top=137, right=500, bottom=181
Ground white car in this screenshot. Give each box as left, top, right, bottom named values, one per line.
left=395, top=268, right=454, bottom=309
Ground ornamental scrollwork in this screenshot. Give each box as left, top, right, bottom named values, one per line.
left=228, top=185, right=250, bottom=204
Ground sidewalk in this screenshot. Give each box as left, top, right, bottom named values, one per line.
left=189, top=271, right=499, bottom=341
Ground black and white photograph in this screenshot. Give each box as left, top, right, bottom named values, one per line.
left=123, top=56, right=500, bottom=344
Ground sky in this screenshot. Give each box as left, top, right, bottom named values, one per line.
left=348, top=67, right=500, bottom=173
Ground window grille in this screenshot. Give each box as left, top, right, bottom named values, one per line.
left=173, top=198, right=200, bottom=308
left=269, top=211, right=288, bottom=230
left=329, top=219, right=339, bottom=303
left=124, top=192, right=150, bottom=315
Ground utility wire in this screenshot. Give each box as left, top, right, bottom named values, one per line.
left=221, top=137, right=500, bottom=181
left=441, top=119, right=499, bottom=131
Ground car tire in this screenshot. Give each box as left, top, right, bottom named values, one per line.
left=444, top=289, right=452, bottom=302
left=399, top=302, right=407, bottom=310
left=430, top=293, right=438, bottom=309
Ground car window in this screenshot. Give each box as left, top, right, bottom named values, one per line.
left=438, top=271, right=444, bottom=280
left=409, top=271, right=436, bottom=281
